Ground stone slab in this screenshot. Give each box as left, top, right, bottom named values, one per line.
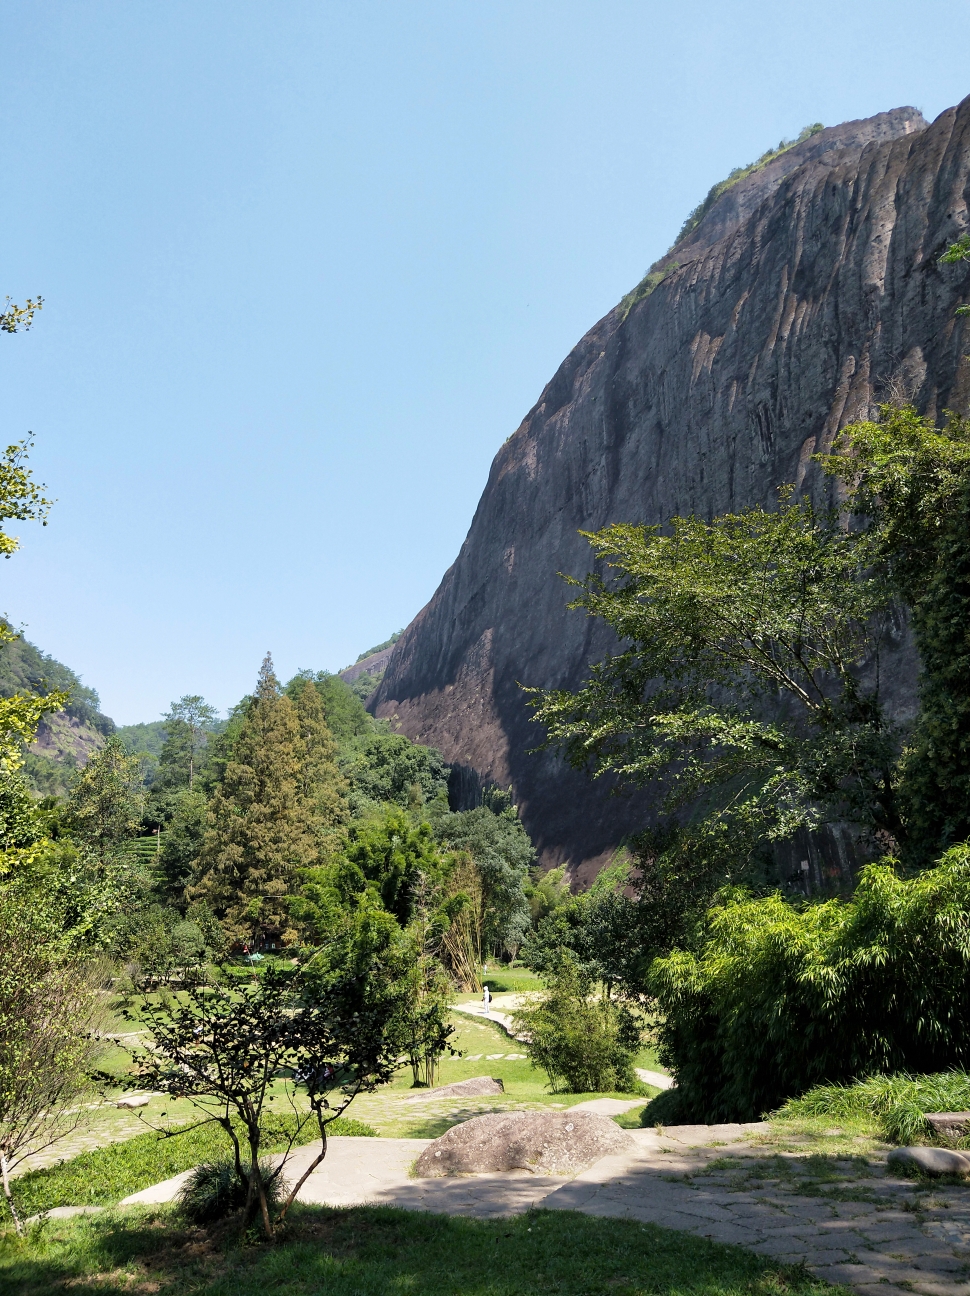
left=636, top=1069, right=674, bottom=1091
left=121, top=1168, right=195, bottom=1205
left=569, top=1098, right=645, bottom=1115
left=25, top=1205, right=106, bottom=1225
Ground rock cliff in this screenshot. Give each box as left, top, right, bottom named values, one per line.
left=371, top=98, right=970, bottom=882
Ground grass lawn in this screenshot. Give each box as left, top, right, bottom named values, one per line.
left=452, top=967, right=545, bottom=1000
left=348, top=1013, right=661, bottom=1139
left=10, top=1010, right=660, bottom=1217
left=9, top=1115, right=375, bottom=1220
left=0, top=1202, right=843, bottom=1296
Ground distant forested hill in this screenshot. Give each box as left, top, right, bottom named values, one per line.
left=0, top=623, right=116, bottom=794
left=115, top=720, right=168, bottom=757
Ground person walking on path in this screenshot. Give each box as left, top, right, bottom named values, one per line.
left=482, top=984, right=491, bottom=1016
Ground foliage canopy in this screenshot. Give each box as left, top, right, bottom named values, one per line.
left=649, top=844, right=970, bottom=1122
left=527, top=492, right=899, bottom=904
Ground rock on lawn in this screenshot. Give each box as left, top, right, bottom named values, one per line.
left=411, top=1076, right=505, bottom=1101
left=414, top=1109, right=632, bottom=1177
left=888, top=1146, right=970, bottom=1176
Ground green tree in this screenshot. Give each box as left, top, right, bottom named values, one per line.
left=523, top=857, right=653, bottom=995
left=290, top=676, right=348, bottom=848
left=159, top=695, right=217, bottom=790
left=0, top=434, right=67, bottom=786
left=822, top=404, right=970, bottom=863
left=286, top=671, right=371, bottom=745
left=512, top=957, right=641, bottom=1094
left=527, top=493, right=899, bottom=909
left=0, top=773, right=45, bottom=856
left=650, top=843, right=970, bottom=1122
left=526, top=864, right=570, bottom=925
left=342, top=731, right=448, bottom=813
left=130, top=924, right=415, bottom=1240
left=65, top=736, right=146, bottom=862
left=341, top=808, right=443, bottom=927
left=0, top=888, right=102, bottom=1234
left=190, top=655, right=316, bottom=945
left=435, top=795, right=534, bottom=958
left=156, top=787, right=208, bottom=899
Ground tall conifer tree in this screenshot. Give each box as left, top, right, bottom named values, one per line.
left=191, top=655, right=314, bottom=945
left=290, top=677, right=348, bottom=851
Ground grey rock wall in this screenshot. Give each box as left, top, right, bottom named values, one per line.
left=371, top=97, right=970, bottom=882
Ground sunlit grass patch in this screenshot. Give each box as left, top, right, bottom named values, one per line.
left=775, top=1071, right=970, bottom=1145
left=0, top=1202, right=850, bottom=1296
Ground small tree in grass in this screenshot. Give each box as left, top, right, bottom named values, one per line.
left=129, top=906, right=422, bottom=1238
left=513, top=957, right=642, bottom=1094
left=0, top=892, right=104, bottom=1233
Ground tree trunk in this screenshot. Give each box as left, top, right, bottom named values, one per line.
left=1, top=1150, right=23, bottom=1236
left=277, top=1120, right=328, bottom=1225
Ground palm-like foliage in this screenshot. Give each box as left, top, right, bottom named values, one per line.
left=650, top=844, right=970, bottom=1121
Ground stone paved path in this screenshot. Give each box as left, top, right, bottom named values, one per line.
left=542, top=1124, right=970, bottom=1296
left=120, top=1120, right=970, bottom=1295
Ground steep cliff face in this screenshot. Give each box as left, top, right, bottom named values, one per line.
left=372, top=98, right=970, bottom=882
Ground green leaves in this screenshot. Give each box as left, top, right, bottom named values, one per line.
left=0, top=297, right=41, bottom=334
left=527, top=490, right=899, bottom=867
left=513, top=957, right=642, bottom=1094
left=940, top=234, right=970, bottom=264
left=650, top=845, right=970, bottom=1121
left=823, top=405, right=970, bottom=861
left=65, top=735, right=146, bottom=861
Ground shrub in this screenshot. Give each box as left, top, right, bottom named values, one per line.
left=777, top=1071, right=970, bottom=1144
left=513, top=959, right=641, bottom=1093
left=178, top=1157, right=285, bottom=1224
left=649, top=846, right=970, bottom=1121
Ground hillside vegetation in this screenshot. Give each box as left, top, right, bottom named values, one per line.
left=0, top=624, right=115, bottom=794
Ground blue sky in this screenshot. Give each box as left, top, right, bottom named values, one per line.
left=2, top=1, right=969, bottom=724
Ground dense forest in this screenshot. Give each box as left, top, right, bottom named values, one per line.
left=0, top=615, right=542, bottom=989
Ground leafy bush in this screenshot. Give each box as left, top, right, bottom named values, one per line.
left=436, top=803, right=534, bottom=957
left=341, top=732, right=448, bottom=814
left=650, top=846, right=970, bottom=1121
left=777, top=1071, right=970, bottom=1145
left=513, top=959, right=641, bottom=1094
left=178, top=1157, right=285, bottom=1224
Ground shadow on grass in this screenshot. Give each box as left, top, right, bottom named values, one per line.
left=0, top=1203, right=847, bottom=1296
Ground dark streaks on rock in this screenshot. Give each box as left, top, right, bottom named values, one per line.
left=371, top=98, right=970, bottom=882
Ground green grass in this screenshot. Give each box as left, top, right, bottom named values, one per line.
left=613, top=1102, right=655, bottom=1128
left=776, top=1071, right=970, bottom=1144
left=9, top=1114, right=374, bottom=1220
left=0, top=1202, right=846, bottom=1296
left=349, top=1013, right=657, bottom=1138
left=477, top=968, right=543, bottom=994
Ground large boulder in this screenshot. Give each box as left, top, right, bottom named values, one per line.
left=414, top=1109, right=632, bottom=1177
left=415, top=1075, right=505, bottom=1100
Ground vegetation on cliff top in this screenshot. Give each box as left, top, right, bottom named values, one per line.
left=675, top=121, right=824, bottom=244
left=619, top=122, right=824, bottom=320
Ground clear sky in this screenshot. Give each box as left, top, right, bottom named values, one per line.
left=2, top=1, right=968, bottom=725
